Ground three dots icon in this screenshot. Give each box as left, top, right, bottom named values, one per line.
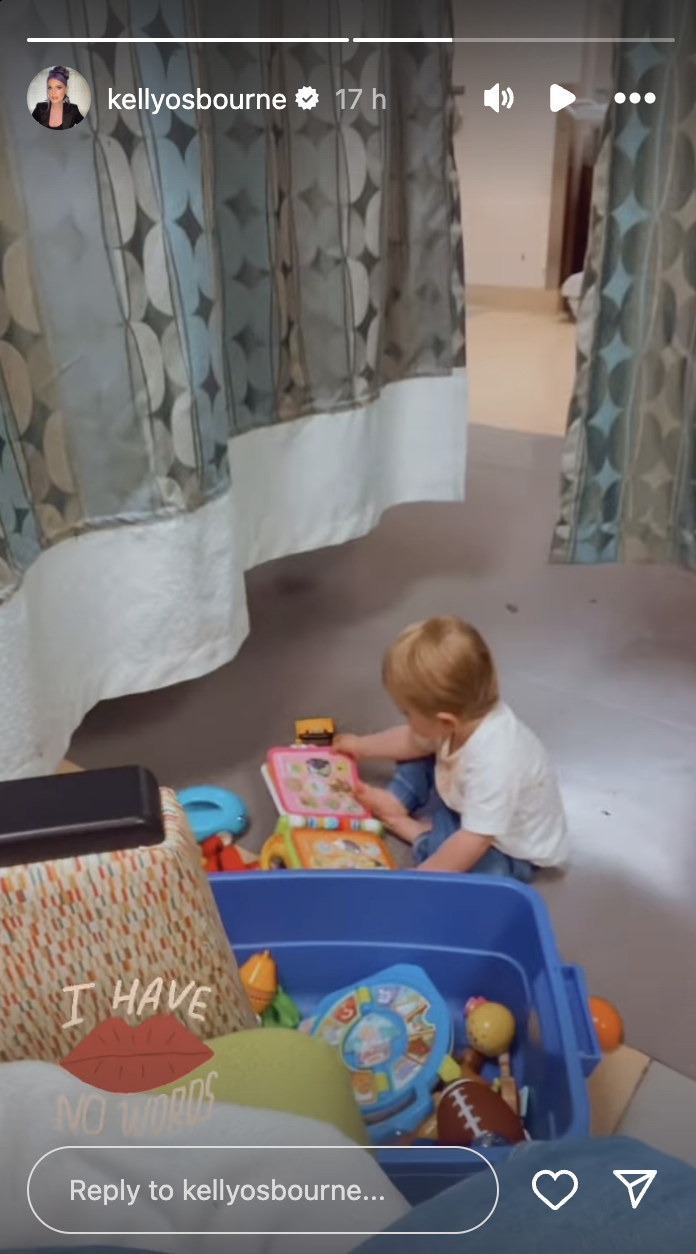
left=615, top=91, right=656, bottom=103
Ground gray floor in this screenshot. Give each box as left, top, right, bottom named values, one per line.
left=71, top=424, right=696, bottom=1079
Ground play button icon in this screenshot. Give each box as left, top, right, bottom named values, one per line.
left=550, top=84, right=576, bottom=112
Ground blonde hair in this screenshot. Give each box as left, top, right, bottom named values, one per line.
left=383, top=616, right=499, bottom=721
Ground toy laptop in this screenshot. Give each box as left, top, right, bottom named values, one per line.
left=260, top=816, right=396, bottom=871
left=262, top=745, right=373, bottom=823
left=302, top=964, right=451, bottom=1141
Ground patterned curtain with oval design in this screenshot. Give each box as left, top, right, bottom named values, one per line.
left=0, top=0, right=466, bottom=775
left=0, top=0, right=464, bottom=596
left=552, top=0, right=696, bottom=567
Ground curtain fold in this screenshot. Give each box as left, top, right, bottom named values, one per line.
left=0, top=0, right=466, bottom=775
left=551, top=0, right=696, bottom=567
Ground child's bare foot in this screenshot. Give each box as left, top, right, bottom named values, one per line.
left=354, top=781, right=407, bottom=825
left=354, top=781, right=431, bottom=846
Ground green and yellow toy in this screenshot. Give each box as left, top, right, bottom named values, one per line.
left=260, top=817, right=396, bottom=871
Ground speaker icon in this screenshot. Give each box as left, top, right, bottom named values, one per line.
left=484, top=83, right=514, bottom=112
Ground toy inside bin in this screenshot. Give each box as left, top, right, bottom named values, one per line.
left=301, top=963, right=453, bottom=1141
left=211, top=871, right=602, bottom=1206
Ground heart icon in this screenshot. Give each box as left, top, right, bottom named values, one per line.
left=532, top=1170, right=579, bottom=1210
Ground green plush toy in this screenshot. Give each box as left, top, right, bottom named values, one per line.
left=151, top=1026, right=367, bottom=1146
left=261, top=985, right=302, bottom=1028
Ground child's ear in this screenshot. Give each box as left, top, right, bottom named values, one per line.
left=435, top=712, right=458, bottom=734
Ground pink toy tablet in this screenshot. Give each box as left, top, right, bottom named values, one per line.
left=265, top=747, right=371, bottom=821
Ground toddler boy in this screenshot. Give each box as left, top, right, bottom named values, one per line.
left=335, top=616, right=568, bottom=878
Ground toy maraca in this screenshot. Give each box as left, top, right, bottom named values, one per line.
left=466, top=1000, right=519, bottom=1115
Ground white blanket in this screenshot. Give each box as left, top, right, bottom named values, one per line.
left=1, top=1061, right=410, bottom=1253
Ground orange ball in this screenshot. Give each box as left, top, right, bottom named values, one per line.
left=589, top=997, right=624, bottom=1052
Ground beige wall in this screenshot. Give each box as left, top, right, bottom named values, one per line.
left=453, top=0, right=590, bottom=289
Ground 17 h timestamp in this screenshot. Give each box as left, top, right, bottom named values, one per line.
left=336, top=88, right=386, bottom=110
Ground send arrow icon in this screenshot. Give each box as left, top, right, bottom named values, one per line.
left=613, top=1170, right=657, bottom=1209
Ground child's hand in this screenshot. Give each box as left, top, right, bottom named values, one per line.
left=333, top=733, right=363, bottom=760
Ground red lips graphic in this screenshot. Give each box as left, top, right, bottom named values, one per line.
left=60, top=1014, right=214, bottom=1094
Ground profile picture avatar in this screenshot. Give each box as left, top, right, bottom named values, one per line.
left=27, top=65, right=91, bottom=130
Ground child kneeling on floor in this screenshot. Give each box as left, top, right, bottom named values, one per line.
left=335, top=616, right=569, bottom=879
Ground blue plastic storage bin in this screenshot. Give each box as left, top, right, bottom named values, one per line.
left=212, top=871, right=601, bottom=1205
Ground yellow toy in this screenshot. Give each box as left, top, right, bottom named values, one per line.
left=294, top=718, right=336, bottom=746
left=438, top=1055, right=462, bottom=1085
left=260, top=818, right=396, bottom=871
left=466, top=1000, right=520, bottom=1116
left=467, top=1002, right=516, bottom=1056
left=240, top=950, right=278, bottom=1015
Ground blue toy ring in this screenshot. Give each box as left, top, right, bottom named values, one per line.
left=178, top=786, right=248, bottom=842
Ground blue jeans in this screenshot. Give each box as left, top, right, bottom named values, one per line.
left=388, top=755, right=534, bottom=881
left=352, top=1135, right=696, bottom=1249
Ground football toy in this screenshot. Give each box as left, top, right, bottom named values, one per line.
left=437, top=1078, right=526, bottom=1147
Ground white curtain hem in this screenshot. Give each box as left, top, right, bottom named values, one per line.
left=0, top=373, right=467, bottom=778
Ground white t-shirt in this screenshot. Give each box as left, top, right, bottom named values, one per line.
left=435, top=702, right=569, bottom=868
